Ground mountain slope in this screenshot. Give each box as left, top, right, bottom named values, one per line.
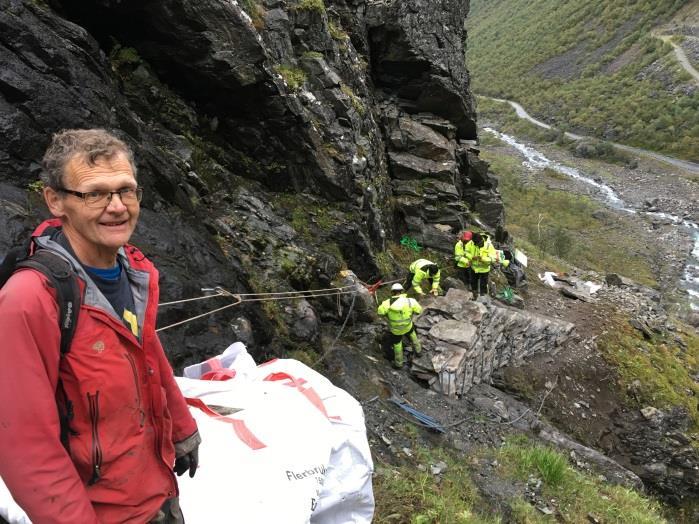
left=467, top=0, right=699, bottom=161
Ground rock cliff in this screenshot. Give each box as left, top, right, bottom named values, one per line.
left=0, top=0, right=502, bottom=365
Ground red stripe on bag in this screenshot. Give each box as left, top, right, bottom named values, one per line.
left=263, top=372, right=341, bottom=421
left=199, top=358, right=237, bottom=381
left=186, top=397, right=266, bottom=450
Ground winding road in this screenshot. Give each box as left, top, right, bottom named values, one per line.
left=486, top=97, right=699, bottom=175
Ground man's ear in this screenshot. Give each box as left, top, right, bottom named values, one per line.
left=44, top=187, right=65, bottom=218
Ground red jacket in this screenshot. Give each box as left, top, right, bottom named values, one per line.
left=0, top=220, right=198, bottom=523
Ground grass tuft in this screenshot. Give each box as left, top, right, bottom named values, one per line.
left=373, top=447, right=498, bottom=524
left=296, top=0, right=325, bottom=12
left=274, top=65, right=307, bottom=91
left=493, top=436, right=667, bottom=522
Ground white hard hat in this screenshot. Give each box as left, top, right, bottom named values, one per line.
left=391, top=283, right=404, bottom=292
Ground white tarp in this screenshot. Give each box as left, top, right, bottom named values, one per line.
left=0, top=482, right=28, bottom=524
left=514, top=248, right=528, bottom=267
left=0, top=346, right=374, bottom=524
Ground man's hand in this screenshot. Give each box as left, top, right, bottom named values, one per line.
left=429, top=288, right=439, bottom=296
left=174, top=447, right=199, bottom=478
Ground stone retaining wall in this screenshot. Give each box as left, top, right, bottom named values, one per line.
left=412, top=288, right=575, bottom=396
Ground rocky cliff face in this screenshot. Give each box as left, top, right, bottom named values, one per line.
left=0, top=0, right=502, bottom=365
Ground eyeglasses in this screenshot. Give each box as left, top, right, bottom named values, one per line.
left=57, top=187, right=143, bottom=208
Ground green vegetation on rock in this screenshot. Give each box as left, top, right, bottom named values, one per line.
left=494, top=436, right=667, bottom=523
left=239, top=0, right=265, bottom=29
left=109, top=45, right=141, bottom=76
left=296, top=0, right=325, bottom=12
left=597, top=317, right=699, bottom=432
left=328, top=20, right=350, bottom=43
left=340, top=83, right=365, bottom=115
left=302, top=51, right=325, bottom=60
left=274, top=65, right=307, bottom=91
left=373, top=442, right=494, bottom=524
left=467, top=0, right=699, bottom=161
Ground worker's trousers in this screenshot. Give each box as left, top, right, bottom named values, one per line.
left=470, top=271, right=489, bottom=297
left=388, top=326, right=421, bottom=367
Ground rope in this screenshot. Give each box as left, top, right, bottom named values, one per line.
left=155, top=295, right=243, bottom=332
left=357, top=277, right=403, bottom=295
left=156, top=284, right=361, bottom=333
left=159, top=287, right=231, bottom=307
left=236, top=285, right=355, bottom=298
left=239, top=289, right=357, bottom=303
left=312, top=289, right=358, bottom=369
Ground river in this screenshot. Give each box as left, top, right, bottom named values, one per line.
left=484, top=126, right=699, bottom=311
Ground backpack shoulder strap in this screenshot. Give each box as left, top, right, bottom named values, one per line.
left=16, top=250, right=81, bottom=355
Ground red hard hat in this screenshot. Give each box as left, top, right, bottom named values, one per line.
left=461, top=231, right=473, bottom=242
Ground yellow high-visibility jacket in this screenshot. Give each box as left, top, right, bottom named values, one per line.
left=408, top=259, right=440, bottom=294
left=464, top=238, right=497, bottom=273
left=377, top=294, right=422, bottom=335
left=454, top=240, right=470, bottom=268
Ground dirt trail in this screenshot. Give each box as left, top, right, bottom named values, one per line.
left=657, top=34, right=699, bottom=84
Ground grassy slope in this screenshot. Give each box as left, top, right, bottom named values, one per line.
left=373, top=430, right=668, bottom=523
left=467, top=0, right=699, bottom=162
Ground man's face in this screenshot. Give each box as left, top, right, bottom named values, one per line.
left=44, top=152, right=140, bottom=267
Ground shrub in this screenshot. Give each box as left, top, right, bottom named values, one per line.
left=110, top=45, right=141, bottom=75
left=328, top=20, right=350, bottom=42
left=297, top=0, right=325, bottom=12
left=274, top=65, right=307, bottom=91
left=239, top=0, right=265, bottom=29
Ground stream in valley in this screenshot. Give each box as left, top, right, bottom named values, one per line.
left=483, top=126, right=699, bottom=311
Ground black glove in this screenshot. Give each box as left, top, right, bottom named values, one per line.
left=173, top=446, right=199, bottom=478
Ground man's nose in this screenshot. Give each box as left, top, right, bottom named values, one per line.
left=105, top=191, right=128, bottom=211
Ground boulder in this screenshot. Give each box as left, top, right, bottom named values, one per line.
left=605, top=273, right=624, bottom=287
left=285, top=299, right=319, bottom=343
left=388, top=154, right=457, bottom=182
left=391, top=117, right=455, bottom=161
left=428, top=319, right=478, bottom=345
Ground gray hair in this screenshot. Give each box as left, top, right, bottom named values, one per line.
left=41, top=129, right=137, bottom=189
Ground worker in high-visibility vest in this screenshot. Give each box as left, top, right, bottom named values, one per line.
left=464, top=232, right=497, bottom=297
left=454, top=230, right=473, bottom=287
left=377, top=283, right=423, bottom=368
left=405, top=259, right=441, bottom=296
